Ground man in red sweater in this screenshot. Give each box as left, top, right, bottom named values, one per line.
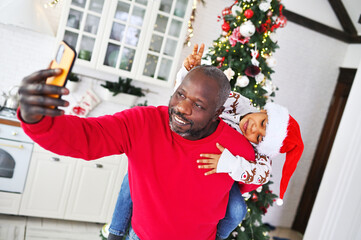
left=18, top=66, right=255, bottom=240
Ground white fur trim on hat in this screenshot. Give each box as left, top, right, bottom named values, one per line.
left=256, top=102, right=289, bottom=158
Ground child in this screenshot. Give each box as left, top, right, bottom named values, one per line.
left=107, top=45, right=303, bottom=240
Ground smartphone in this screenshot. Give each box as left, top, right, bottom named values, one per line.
left=46, top=41, right=77, bottom=97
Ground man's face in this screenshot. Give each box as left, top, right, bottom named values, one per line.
left=168, top=70, right=222, bottom=140
left=239, top=110, right=268, bottom=144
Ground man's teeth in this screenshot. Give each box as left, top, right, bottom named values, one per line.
left=175, top=115, right=187, bottom=124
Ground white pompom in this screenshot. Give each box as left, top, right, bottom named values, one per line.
left=276, top=198, right=284, bottom=206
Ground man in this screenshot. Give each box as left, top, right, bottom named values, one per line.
left=18, top=66, right=255, bottom=240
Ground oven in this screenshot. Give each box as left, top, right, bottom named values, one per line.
left=0, top=108, right=33, bottom=193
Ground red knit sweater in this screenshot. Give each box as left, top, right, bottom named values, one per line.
left=20, top=106, right=254, bottom=240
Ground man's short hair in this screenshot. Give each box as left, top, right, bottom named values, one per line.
left=189, top=65, right=231, bottom=109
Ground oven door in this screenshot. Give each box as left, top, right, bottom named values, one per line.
left=0, top=138, right=33, bottom=193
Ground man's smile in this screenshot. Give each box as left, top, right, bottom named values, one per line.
left=172, top=113, right=191, bottom=126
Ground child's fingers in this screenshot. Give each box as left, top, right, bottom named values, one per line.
left=216, top=143, right=225, bottom=153
left=204, top=169, right=216, bottom=176
left=199, top=153, right=217, bottom=159
left=197, top=159, right=215, bottom=164
left=198, top=43, right=205, bottom=57
left=192, top=44, right=199, bottom=55
left=198, top=164, right=214, bottom=169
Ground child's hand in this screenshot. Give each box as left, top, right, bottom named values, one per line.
left=183, top=43, right=205, bottom=71
left=197, top=143, right=225, bottom=176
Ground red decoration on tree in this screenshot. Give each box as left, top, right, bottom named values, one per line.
left=245, top=65, right=260, bottom=77
left=222, top=7, right=232, bottom=17
left=244, top=9, right=254, bottom=19
left=260, top=206, right=267, bottom=214
left=222, top=21, right=230, bottom=32
left=252, top=192, right=258, bottom=201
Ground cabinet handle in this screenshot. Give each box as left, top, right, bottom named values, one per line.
left=95, top=163, right=103, bottom=168
left=0, top=142, right=23, bottom=149
left=51, top=157, right=60, bottom=162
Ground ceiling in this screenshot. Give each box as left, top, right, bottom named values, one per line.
left=282, top=0, right=361, bottom=36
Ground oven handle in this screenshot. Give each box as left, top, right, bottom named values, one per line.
left=0, top=142, right=24, bottom=149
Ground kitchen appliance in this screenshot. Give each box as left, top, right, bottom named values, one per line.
left=1, top=86, right=19, bottom=110
left=0, top=108, right=33, bottom=193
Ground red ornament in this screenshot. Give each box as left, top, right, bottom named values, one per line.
left=252, top=193, right=258, bottom=201
left=222, top=22, right=230, bottom=32
left=276, top=15, right=287, bottom=28
left=244, top=9, right=254, bottom=19
left=222, top=7, right=232, bottom=17
left=245, top=65, right=260, bottom=77
left=260, top=206, right=267, bottom=214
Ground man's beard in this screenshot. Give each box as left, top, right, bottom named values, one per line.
left=168, top=107, right=212, bottom=139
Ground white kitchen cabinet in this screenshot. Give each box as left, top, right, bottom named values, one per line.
left=64, top=155, right=126, bottom=222
left=19, top=146, right=128, bottom=223
left=19, top=152, right=75, bottom=219
left=56, top=0, right=193, bottom=87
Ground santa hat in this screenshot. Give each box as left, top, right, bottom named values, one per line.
left=256, top=103, right=304, bottom=206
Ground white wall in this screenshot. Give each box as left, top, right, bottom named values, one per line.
left=281, top=0, right=342, bottom=31
left=0, top=0, right=358, bottom=228
left=304, top=53, right=361, bottom=240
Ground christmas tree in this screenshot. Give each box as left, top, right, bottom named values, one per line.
left=205, top=0, right=287, bottom=239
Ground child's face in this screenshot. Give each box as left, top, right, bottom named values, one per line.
left=239, top=110, right=268, bottom=144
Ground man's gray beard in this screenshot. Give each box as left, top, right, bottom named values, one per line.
left=169, top=118, right=213, bottom=139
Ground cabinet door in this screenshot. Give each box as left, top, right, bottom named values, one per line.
left=19, top=153, right=75, bottom=218
left=64, top=155, right=121, bottom=222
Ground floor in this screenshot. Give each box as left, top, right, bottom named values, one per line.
left=0, top=214, right=303, bottom=240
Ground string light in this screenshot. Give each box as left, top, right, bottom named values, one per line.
left=44, top=0, right=61, bottom=8
left=184, top=0, right=205, bottom=46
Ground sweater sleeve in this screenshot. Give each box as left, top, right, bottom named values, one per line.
left=18, top=107, right=145, bottom=160
left=217, top=148, right=272, bottom=185
left=174, top=65, right=188, bottom=92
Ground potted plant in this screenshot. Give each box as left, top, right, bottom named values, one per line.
left=101, top=77, right=145, bottom=106
left=67, top=72, right=80, bottom=92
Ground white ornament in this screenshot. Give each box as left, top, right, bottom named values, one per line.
left=262, top=79, right=276, bottom=96
left=232, top=231, right=238, bottom=237
left=256, top=186, right=263, bottom=193
left=241, top=226, right=245, bottom=232
left=224, top=68, right=235, bottom=81
left=216, top=57, right=223, bottom=61
left=222, top=31, right=228, bottom=36
left=276, top=198, right=284, bottom=206
left=269, top=32, right=278, bottom=43
left=232, top=5, right=243, bottom=15
left=235, top=75, right=249, bottom=88
left=242, top=192, right=251, bottom=200
left=255, top=73, right=265, bottom=84
left=250, top=46, right=259, bottom=67
left=259, top=1, right=271, bottom=12
left=266, top=56, right=277, bottom=68
left=240, top=20, right=256, bottom=37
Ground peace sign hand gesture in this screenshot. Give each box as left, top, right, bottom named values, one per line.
left=183, top=43, right=205, bottom=71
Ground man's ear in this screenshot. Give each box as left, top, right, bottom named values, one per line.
left=213, top=106, right=225, bottom=121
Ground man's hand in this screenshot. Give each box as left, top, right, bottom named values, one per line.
left=197, top=143, right=225, bottom=176
left=18, top=68, right=70, bottom=124
left=183, top=43, right=205, bottom=71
